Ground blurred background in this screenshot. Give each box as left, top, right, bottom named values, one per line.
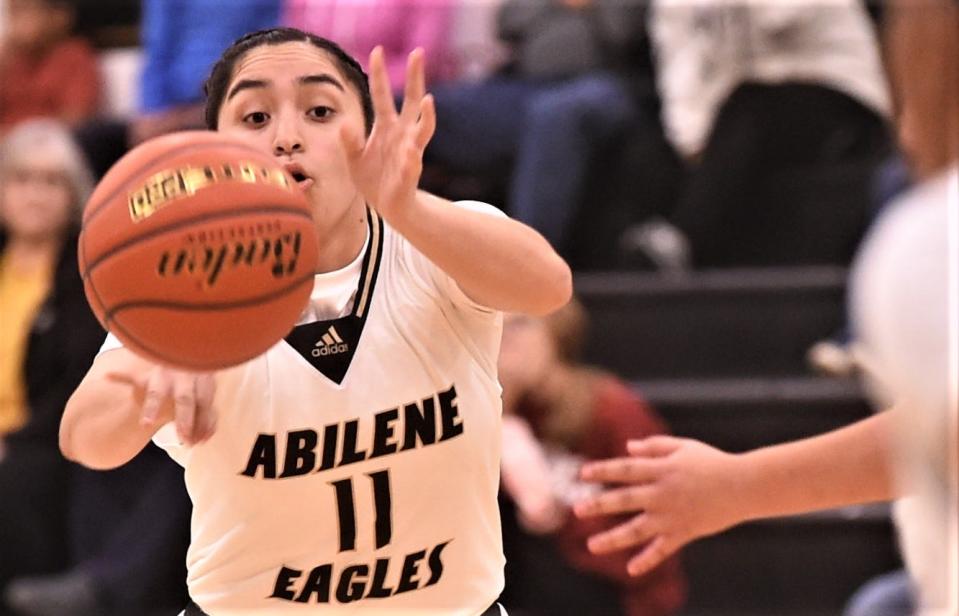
left=0, top=1, right=953, bottom=615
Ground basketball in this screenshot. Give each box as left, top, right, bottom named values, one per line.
left=79, top=131, right=319, bottom=370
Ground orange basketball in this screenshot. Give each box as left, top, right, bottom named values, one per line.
left=79, top=131, right=318, bottom=370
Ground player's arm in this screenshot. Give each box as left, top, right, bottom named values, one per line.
left=60, top=348, right=215, bottom=470
left=395, top=190, right=572, bottom=315
left=574, top=410, right=897, bottom=577
left=342, top=47, right=572, bottom=316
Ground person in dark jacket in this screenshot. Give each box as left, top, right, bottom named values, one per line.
left=0, top=118, right=104, bottom=603
left=0, top=119, right=193, bottom=616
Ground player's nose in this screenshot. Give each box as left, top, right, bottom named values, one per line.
left=272, top=114, right=304, bottom=156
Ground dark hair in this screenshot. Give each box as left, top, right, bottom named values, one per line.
left=203, top=27, right=374, bottom=135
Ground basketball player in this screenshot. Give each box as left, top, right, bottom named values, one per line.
left=574, top=1, right=958, bottom=612
left=60, top=28, right=572, bottom=615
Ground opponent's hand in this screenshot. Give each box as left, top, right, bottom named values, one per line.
left=108, top=365, right=217, bottom=446
left=341, top=47, right=436, bottom=224
left=574, top=436, right=747, bottom=577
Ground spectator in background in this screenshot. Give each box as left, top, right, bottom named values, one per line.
left=5, top=444, right=192, bottom=616
left=283, top=0, right=456, bottom=93
left=130, top=0, right=281, bottom=144
left=0, top=0, right=100, bottom=132
left=498, top=301, right=686, bottom=616
left=0, top=119, right=103, bottom=609
left=0, top=119, right=191, bottom=616
left=426, top=0, right=651, bottom=256
left=76, top=0, right=281, bottom=180
left=635, top=0, right=892, bottom=268
left=574, top=2, right=958, bottom=611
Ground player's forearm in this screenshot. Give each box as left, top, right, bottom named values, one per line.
left=735, top=411, right=898, bottom=522
left=60, top=356, right=165, bottom=470
left=391, top=191, right=573, bottom=315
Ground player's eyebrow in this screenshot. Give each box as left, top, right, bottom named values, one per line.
left=227, top=79, right=270, bottom=101
left=298, top=74, right=345, bottom=92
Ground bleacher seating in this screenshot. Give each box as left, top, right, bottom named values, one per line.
left=576, top=266, right=902, bottom=616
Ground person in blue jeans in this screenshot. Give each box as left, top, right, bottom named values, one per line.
left=427, top=0, right=652, bottom=255
left=844, top=570, right=916, bottom=616
left=75, top=0, right=282, bottom=177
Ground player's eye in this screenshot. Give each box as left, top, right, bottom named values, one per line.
left=243, top=111, right=270, bottom=127
left=307, top=106, right=334, bottom=121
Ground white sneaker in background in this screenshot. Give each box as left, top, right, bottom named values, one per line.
left=619, top=218, right=692, bottom=273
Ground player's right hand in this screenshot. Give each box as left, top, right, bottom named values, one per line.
left=108, top=365, right=217, bottom=446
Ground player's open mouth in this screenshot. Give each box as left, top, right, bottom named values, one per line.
left=284, top=164, right=314, bottom=191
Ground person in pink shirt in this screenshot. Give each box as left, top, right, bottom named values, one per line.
left=282, top=0, right=457, bottom=92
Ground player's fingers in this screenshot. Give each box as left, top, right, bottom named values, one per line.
left=579, top=456, right=663, bottom=484
left=141, top=368, right=171, bottom=426
left=627, top=435, right=683, bottom=458
left=105, top=371, right=147, bottom=390
left=413, top=94, right=436, bottom=151
left=626, top=536, right=673, bottom=577
left=574, top=484, right=652, bottom=518
left=587, top=514, right=656, bottom=554
left=368, top=46, right=397, bottom=121
left=195, top=374, right=217, bottom=442
left=400, top=48, right=426, bottom=123
left=172, top=373, right=197, bottom=444
left=195, top=373, right=216, bottom=415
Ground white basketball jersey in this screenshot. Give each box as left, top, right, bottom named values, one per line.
left=106, top=203, right=506, bottom=615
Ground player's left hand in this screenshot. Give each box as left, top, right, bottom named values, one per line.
left=574, top=436, right=748, bottom=577
left=341, top=47, right=436, bottom=225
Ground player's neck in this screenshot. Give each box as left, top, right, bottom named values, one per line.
left=313, top=197, right=368, bottom=274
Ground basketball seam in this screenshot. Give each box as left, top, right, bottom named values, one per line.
left=81, top=206, right=313, bottom=278
left=104, top=275, right=315, bottom=369
left=82, top=140, right=276, bottom=226
left=105, top=270, right=316, bottom=319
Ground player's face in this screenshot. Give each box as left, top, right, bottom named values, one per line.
left=217, top=42, right=367, bottom=229
left=0, top=152, right=74, bottom=242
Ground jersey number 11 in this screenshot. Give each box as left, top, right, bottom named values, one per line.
left=330, top=470, right=392, bottom=551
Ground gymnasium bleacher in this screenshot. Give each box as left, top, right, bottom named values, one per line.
left=577, top=266, right=902, bottom=615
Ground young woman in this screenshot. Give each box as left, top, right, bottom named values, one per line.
left=60, top=28, right=572, bottom=616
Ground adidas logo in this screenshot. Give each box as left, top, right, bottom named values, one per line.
left=312, top=325, right=349, bottom=357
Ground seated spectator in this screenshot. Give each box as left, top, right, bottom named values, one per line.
left=0, top=0, right=100, bottom=132
left=0, top=119, right=103, bottom=604
left=76, top=0, right=281, bottom=178
left=635, top=0, right=893, bottom=268
left=426, top=0, right=653, bottom=257
left=0, top=121, right=191, bottom=616
left=283, top=0, right=457, bottom=93
left=131, top=0, right=281, bottom=145
left=5, top=445, right=192, bottom=616
left=498, top=300, right=686, bottom=616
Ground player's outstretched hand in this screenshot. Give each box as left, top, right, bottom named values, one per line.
left=107, top=365, right=217, bottom=446
left=574, top=436, right=748, bottom=577
left=341, top=46, right=436, bottom=223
